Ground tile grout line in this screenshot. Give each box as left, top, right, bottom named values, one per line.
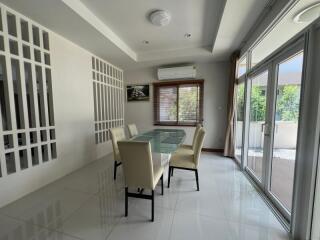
left=0, top=214, right=85, bottom=240
left=167, top=189, right=180, bottom=240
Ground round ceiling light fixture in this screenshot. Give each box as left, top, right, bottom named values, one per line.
left=149, top=10, right=171, bottom=26
left=293, top=2, right=320, bottom=23
left=184, top=33, right=192, bottom=38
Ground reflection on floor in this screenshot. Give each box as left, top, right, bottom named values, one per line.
left=0, top=153, right=290, bottom=240
left=246, top=149, right=295, bottom=210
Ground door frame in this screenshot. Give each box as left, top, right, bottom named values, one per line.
left=244, top=62, right=273, bottom=189
left=243, top=36, right=306, bottom=223
left=264, top=39, right=305, bottom=221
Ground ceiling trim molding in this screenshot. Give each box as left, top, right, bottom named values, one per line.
left=62, top=0, right=138, bottom=61
left=138, top=46, right=212, bottom=62
left=211, top=0, right=227, bottom=53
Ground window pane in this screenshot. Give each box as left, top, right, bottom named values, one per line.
left=237, top=57, right=247, bottom=77
left=247, top=70, right=268, bottom=181
left=270, top=52, right=303, bottom=212
left=178, top=85, right=199, bottom=123
left=235, top=83, right=245, bottom=162
left=159, top=86, right=177, bottom=122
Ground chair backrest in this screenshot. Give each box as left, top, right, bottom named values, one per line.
left=110, top=127, right=126, bottom=161
left=127, top=124, right=138, bottom=138
left=192, top=124, right=202, bottom=150
left=193, top=128, right=206, bottom=167
left=118, top=141, right=154, bottom=189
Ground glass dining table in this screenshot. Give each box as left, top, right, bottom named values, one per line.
left=127, top=129, right=186, bottom=193
left=129, top=129, right=186, bottom=153
left=129, top=129, right=186, bottom=167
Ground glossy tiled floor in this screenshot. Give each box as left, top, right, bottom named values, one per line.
left=0, top=153, right=290, bottom=240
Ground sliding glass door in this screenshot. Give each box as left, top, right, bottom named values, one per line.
left=246, top=69, right=269, bottom=183
left=269, top=51, right=304, bottom=212
left=244, top=41, right=305, bottom=220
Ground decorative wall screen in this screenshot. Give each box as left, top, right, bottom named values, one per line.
left=91, top=56, right=124, bottom=144
left=0, top=4, right=57, bottom=178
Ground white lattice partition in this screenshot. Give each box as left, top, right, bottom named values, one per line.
left=0, top=3, right=57, bottom=179
left=91, top=56, right=124, bottom=144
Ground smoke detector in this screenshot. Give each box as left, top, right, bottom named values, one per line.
left=293, top=2, right=320, bottom=23
left=149, top=10, right=171, bottom=26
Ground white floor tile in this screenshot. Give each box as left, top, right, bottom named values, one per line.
left=58, top=195, right=124, bottom=240
left=107, top=204, right=174, bottom=240
left=0, top=152, right=290, bottom=240
left=170, top=212, right=235, bottom=240
left=0, top=214, right=80, bottom=240
left=0, top=188, right=92, bottom=229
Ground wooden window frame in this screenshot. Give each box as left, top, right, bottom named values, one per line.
left=153, top=79, right=204, bottom=126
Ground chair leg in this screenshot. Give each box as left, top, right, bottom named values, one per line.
left=161, top=174, right=164, bottom=195
left=125, top=187, right=128, bottom=217
left=113, top=161, right=117, bottom=180
left=171, top=168, right=174, bottom=177
left=167, top=167, right=171, bottom=188
left=195, top=169, right=199, bottom=191
left=151, top=190, right=154, bottom=222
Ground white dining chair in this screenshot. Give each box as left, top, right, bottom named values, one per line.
left=110, top=127, right=126, bottom=180
left=168, top=127, right=206, bottom=191
left=118, top=140, right=164, bottom=221
left=127, top=124, right=138, bottom=138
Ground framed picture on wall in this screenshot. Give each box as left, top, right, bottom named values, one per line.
left=126, top=84, right=150, bottom=101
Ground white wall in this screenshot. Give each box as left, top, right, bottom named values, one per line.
left=124, top=62, right=230, bottom=149
left=0, top=13, right=114, bottom=207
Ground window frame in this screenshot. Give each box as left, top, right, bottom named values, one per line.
left=153, top=79, right=204, bottom=127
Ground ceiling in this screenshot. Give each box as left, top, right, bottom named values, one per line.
left=80, top=0, right=221, bottom=53
left=1, top=0, right=272, bottom=70
left=251, top=0, right=320, bottom=66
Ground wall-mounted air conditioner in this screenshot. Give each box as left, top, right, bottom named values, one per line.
left=157, top=65, right=197, bottom=80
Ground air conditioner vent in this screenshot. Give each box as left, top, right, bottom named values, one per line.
left=157, top=65, right=196, bottom=80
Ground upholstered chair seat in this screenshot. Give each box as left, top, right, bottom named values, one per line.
left=169, top=151, right=196, bottom=169
left=174, top=124, right=202, bottom=155
left=174, top=146, right=194, bottom=156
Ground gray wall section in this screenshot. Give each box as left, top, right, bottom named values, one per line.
left=124, top=62, right=230, bottom=150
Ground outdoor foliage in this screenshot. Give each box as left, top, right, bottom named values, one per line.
left=178, top=87, right=198, bottom=121
left=250, top=86, right=267, bottom=121
left=167, top=86, right=198, bottom=122
left=277, top=85, right=300, bottom=122
left=236, top=84, right=245, bottom=121
left=236, top=84, right=300, bottom=122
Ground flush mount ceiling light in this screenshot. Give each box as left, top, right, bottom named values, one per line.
left=184, top=33, right=191, bottom=38
left=293, top=2, right=320, bottom=23
left=149, top=10, right=171, bottom=26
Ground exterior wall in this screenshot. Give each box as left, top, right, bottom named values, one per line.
left=236, top=121, right=298, bottom=149
left=124, top=62, right=230, bottom=149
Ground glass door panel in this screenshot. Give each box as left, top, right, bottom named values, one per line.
left=235, top=83, right=245, bottom=163
left=247, top=70, right=269, bottom=181
left=270, top=51, right=304, bottom=212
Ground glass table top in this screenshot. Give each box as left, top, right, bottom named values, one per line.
left=130, top=129, right=186, bottom=154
